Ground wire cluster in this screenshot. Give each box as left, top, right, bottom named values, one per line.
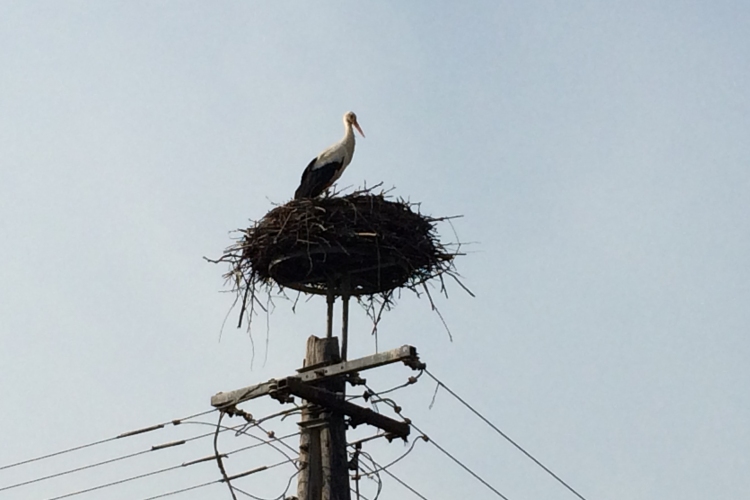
left=0, top=408, right=300, bottom=500
left=3, top=370, right=589, bottom=500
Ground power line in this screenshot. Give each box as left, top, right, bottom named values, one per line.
left=10, top=408, right=296, bottom=494
left=409, top=421, right=511, bottom=500
left=0, top=436, right=118, bottom=473
left=424, top=368, right=588, bottom=500
left=36, top=429, right=298, bottom=499
left=3, top=419, right=300, bottom=496
left=137, top=459, right=297, bottom=500
left=1, top=427, right=234, bottom=493
left=45, top=455, right=210, bottom=500
left=0, top=407, right=218, bottom=472
left=350, top=487, right=373, bottom=500
left=46, top=453, right=297, bottom=500
left=138, top=478, right=219, bottom=500
left=379, top=467, right=429, bottom=500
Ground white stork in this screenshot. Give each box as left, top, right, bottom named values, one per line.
left=294, top=111, right=365, bottom=199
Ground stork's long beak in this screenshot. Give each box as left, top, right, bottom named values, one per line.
left=353, top=121, right=365, bottom=138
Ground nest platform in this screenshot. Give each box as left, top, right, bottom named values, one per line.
left=221, top=190, right=457, bottom=298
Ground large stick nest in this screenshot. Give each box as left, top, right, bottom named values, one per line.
left=211, top=187, right=468, bottom=328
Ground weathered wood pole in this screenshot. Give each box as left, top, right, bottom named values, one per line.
left=297, top=336, right=350, bottom=500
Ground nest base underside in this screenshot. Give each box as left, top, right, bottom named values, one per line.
left=268, top=245, right=413, bottom=296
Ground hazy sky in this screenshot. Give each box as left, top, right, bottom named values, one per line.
left=2, top=2, right=749, bottom=499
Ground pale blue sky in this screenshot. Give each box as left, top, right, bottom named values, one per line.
left=2, top=2, right=749, bottom=499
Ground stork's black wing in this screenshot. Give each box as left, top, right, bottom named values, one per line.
left=294, top=159, right=342, bottom=199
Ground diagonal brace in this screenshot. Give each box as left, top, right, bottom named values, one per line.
left=278, top=377, right=410, bottom=440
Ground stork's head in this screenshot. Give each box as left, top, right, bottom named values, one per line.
left=344, top=111, right=365, bottom=138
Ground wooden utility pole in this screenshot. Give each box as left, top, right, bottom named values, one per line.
left=211, top=345, right=420, bottom=500
left=297, top=336, right=350, bottom=500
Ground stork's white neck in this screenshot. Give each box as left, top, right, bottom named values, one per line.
left=341, top=120, right=356, bottom=155
left=343, top=119, right=355, bottom=140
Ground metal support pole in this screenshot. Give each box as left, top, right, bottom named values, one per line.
left=326, top=278, right=335, bottom=339
left=341, top=274, right=351, bottom=361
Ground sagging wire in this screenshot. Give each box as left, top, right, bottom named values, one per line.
left=351, top=371, right=423, bottom=411
left=358, top=435, right=428, bottom=478
left=211, top=406, right=298, bottom=499
left=214, top=412, right=237, bottom=500
left=211, top=406, right=302, bottom=465
left=212, top=405, right=306, bottom=500
left=231, top=405, right=303, bottom=434
left=356, top=450, right=383, bottom=500
left=233, top=467, right=301, bottom=500
left=363, top=389, right=404, bottom=417
left=349, top=435, right=430, bottom=500
left=369, top=371, right=424, bottom=399
left=350, top=430, right=424, bottom=499
left=351, top=444, right=362, bottom=500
